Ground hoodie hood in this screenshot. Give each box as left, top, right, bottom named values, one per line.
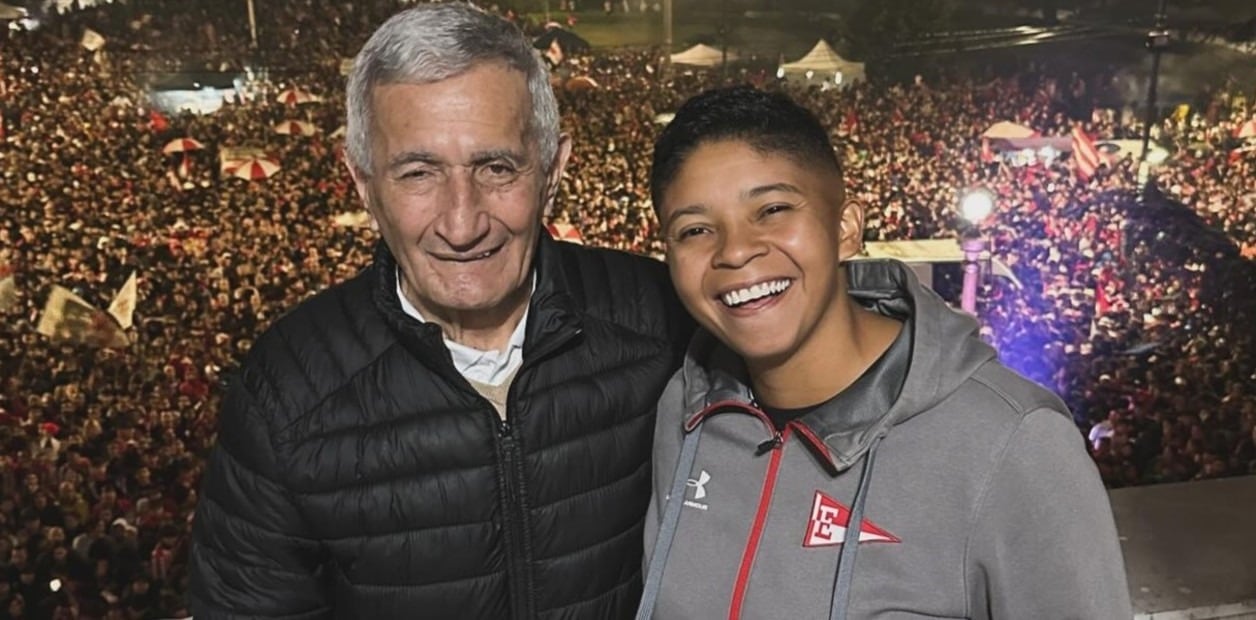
left=677, top=258, right=996, bottom=472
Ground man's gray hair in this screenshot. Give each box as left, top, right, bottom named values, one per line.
left=345, top=3, right=559, bottom=174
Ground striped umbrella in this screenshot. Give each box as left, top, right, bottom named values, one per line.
left=230, top=157, right=282, bottom=181
left=273, top=120, right=318, bottom=136
left=276, top=88, right=320, bottom=105
left=161, top=138, right=205, bottom=154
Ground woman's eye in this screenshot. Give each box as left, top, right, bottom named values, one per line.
left=676, top=226, right=708, bottom=240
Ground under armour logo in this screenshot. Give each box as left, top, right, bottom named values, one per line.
left=686, top=470, right=711, bottom=500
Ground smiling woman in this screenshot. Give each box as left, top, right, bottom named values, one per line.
left=659, top=138, right=863, bottom=372
left=637, top=86, right=1132, bottom=620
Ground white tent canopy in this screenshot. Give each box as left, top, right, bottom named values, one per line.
left=779, top=40, right=865, bottom=86
left=670, top=43, right=736, bottom=67
left=982, top=121, right=1037, bottom=139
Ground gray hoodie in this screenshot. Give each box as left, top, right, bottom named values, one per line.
left=638, top=259, right=1132, bottom=620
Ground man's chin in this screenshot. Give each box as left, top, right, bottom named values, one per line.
left=413, top=283, right=532, bottom=320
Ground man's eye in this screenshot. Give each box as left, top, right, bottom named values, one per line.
left=762, top=203, right=791, bottom=216
left=482, top=163, right=518, bottom=178
left=399, top=169, right=430, bottom=180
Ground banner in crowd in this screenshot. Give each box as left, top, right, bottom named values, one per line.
left=36, top=286, right=129, bottom=348
left=80, top=28, right=106, bottom=52
left=1071, top=126, right=1101, bottom=179
left=107, top=271, right=138, bottom=330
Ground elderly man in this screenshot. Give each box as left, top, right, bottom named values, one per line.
left=187, top=4, right=689, bottom=618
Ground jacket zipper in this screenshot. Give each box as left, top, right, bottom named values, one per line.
left=496, top=421, right=532, bottom=619
left=494, top=322, right=581, bottom=619
left=728, top=426, right=791, bottom=620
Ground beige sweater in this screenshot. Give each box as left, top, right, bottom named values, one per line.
left=465, top=365, right=520, bottom=421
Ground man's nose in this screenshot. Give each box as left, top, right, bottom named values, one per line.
left=433, top=169, right=491, bottom=250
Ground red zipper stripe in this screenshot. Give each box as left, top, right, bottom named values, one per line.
left=728, top=426, right=791, bottom=620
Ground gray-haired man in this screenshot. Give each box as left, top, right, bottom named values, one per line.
left=187, top=4, right=690, bottom=618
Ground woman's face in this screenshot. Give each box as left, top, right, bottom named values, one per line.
left=658, top=139, right=858, bottom=368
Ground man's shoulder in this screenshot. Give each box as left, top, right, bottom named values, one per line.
left=548, top=241, right=680, bottom=327
left=552, top=241, right=669, bottom=287
left=232, top=267, right=389, bottom=408
left=263, top=268, right=377, bottom=351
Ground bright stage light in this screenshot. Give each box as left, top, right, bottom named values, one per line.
left=959, top=189, right=995, bottom=222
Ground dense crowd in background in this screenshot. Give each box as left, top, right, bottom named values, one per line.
left=1, top=1, right=1255, bottom=617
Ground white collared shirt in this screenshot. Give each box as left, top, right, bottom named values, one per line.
left=396, top=271, right=531, bottom=387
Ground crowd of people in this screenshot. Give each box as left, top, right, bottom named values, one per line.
left=1, top=0, right=1254, bottom=617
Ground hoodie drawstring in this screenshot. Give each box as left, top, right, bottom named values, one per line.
left=829, top=435, right=884, bottom=620
left=636, top=424, right=703, bottom=620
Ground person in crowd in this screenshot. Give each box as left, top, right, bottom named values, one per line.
left=186, top=4, right=689, bottom=618
left=637, top=86, right=1132, bottom=619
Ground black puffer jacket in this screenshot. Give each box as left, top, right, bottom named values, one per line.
left=188, top=236, right=691, bottom=619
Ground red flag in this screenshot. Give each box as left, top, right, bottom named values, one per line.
left=980, top=138, right=994, bottom=163
left=841, top=110, right=858, bottom=134
left=1095, top=283, right=1112, bottom=316
left=1071, top=126, right=1101, bottom=180
left=149, top=110, right=170, bottom=132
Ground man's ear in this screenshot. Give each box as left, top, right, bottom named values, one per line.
left=543, top=133, right=574, bottom=208
left=343, top=148, right=380, bottom=233
left=838, top=198, right=866, bottom=262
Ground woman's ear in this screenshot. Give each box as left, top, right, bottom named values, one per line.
left=838, top=199, right=866, bottom=262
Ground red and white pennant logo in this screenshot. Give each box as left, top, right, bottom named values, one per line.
left=803, top=490, right=900, bottom=548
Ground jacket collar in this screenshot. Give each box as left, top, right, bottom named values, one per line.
left=678, top=259, right=994, bottom=474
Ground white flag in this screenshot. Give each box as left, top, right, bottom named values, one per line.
left=332, top=211, right=373, bottom=228
left=37, top=285, right=129, bottom=349
left=81, top=28, right=107, bottom=52
left=107, top=271, right=138, bottom=330
left=0, top=275, right=16, bottom=312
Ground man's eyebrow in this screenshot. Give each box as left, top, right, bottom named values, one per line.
left=741, top=182, right=804, bottom=200
left=386, top=151, right=441, bottom=171
left=469, top=149, right=527, bottom=166
left=663, top=204, right=707, bottom=230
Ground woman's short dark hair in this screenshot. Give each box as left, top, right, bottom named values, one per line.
left=650, top=86, right=842, bottom=213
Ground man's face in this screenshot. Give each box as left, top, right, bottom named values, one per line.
left=349, top=62, right=568, bottom=330
left=660, top=140, right=860, bottom=366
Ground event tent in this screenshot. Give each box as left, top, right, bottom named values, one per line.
left=670, top=43, right=736, bottom=67
left=779, top=40, right=865, bottom=86
left=982, top=121, right=1037, bottom=139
